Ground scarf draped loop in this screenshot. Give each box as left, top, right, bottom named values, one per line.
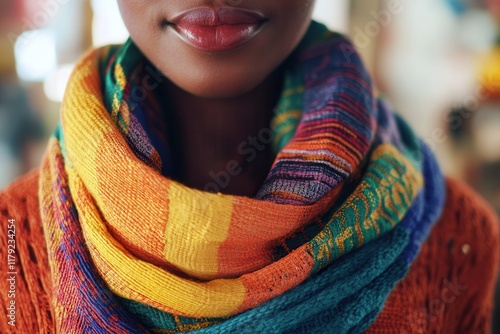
left=39, top=22, right=445, bottom=333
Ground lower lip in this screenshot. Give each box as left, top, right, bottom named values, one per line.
left=172, top=23, right=264, bottom=52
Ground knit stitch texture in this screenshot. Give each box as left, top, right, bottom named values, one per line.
left=1, top=22, right=497, bottom=334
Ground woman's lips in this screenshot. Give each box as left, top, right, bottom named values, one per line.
left=169, top=7, right=267, bottom=52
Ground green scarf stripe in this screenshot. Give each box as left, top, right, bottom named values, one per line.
left=272, top=71, right=304, bottom=152
left=308, top=149, right=421, bottom=274
left=394, top=114, right=424, bottom=170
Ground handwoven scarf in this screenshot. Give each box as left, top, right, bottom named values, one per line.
left=39, top=22, right=445, bottom=333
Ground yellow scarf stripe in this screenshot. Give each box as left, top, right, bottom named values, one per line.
left=70, top=173, right=246, bottom=318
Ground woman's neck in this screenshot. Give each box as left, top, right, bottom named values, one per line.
left=162, top=68, right=284, bottom=197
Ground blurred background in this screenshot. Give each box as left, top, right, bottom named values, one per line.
left=1, top=0, right=500, bottom=329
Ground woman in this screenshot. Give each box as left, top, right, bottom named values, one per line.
left=1, top=1, right=498, bottom=333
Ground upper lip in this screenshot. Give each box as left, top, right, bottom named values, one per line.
left=169, top=7, right=267, bottom=26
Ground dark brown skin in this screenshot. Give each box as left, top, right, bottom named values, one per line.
left=117, top=0, right=316, bottom=196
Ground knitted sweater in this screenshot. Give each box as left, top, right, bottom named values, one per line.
left=0, top=170, right=498, bottom=333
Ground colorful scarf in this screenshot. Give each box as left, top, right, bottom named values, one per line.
left=39, top=22, right=445, bottom=333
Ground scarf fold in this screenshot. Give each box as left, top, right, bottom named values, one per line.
left=39, top=22, right=445, bottom=333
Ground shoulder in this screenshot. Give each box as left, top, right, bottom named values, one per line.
left=439, top=177, right=499, bottom=264
left=1, top=170, right=40, bottom=210
left=0, top=170, right=55, bottom=333
left=1, top=170, right=41, bottom=230
left=1, top=171, right=42, bottom=237
left=368, top=177, right=499, bottom=333
left=417, top=177, right=499, bottom=331
left=433, top=177, right=499, bottom=304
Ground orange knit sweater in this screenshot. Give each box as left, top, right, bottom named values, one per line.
left=0, top=171, right=498, bottom=333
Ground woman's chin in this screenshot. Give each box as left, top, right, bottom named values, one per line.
left=172, top=76, right=268, bottom=99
